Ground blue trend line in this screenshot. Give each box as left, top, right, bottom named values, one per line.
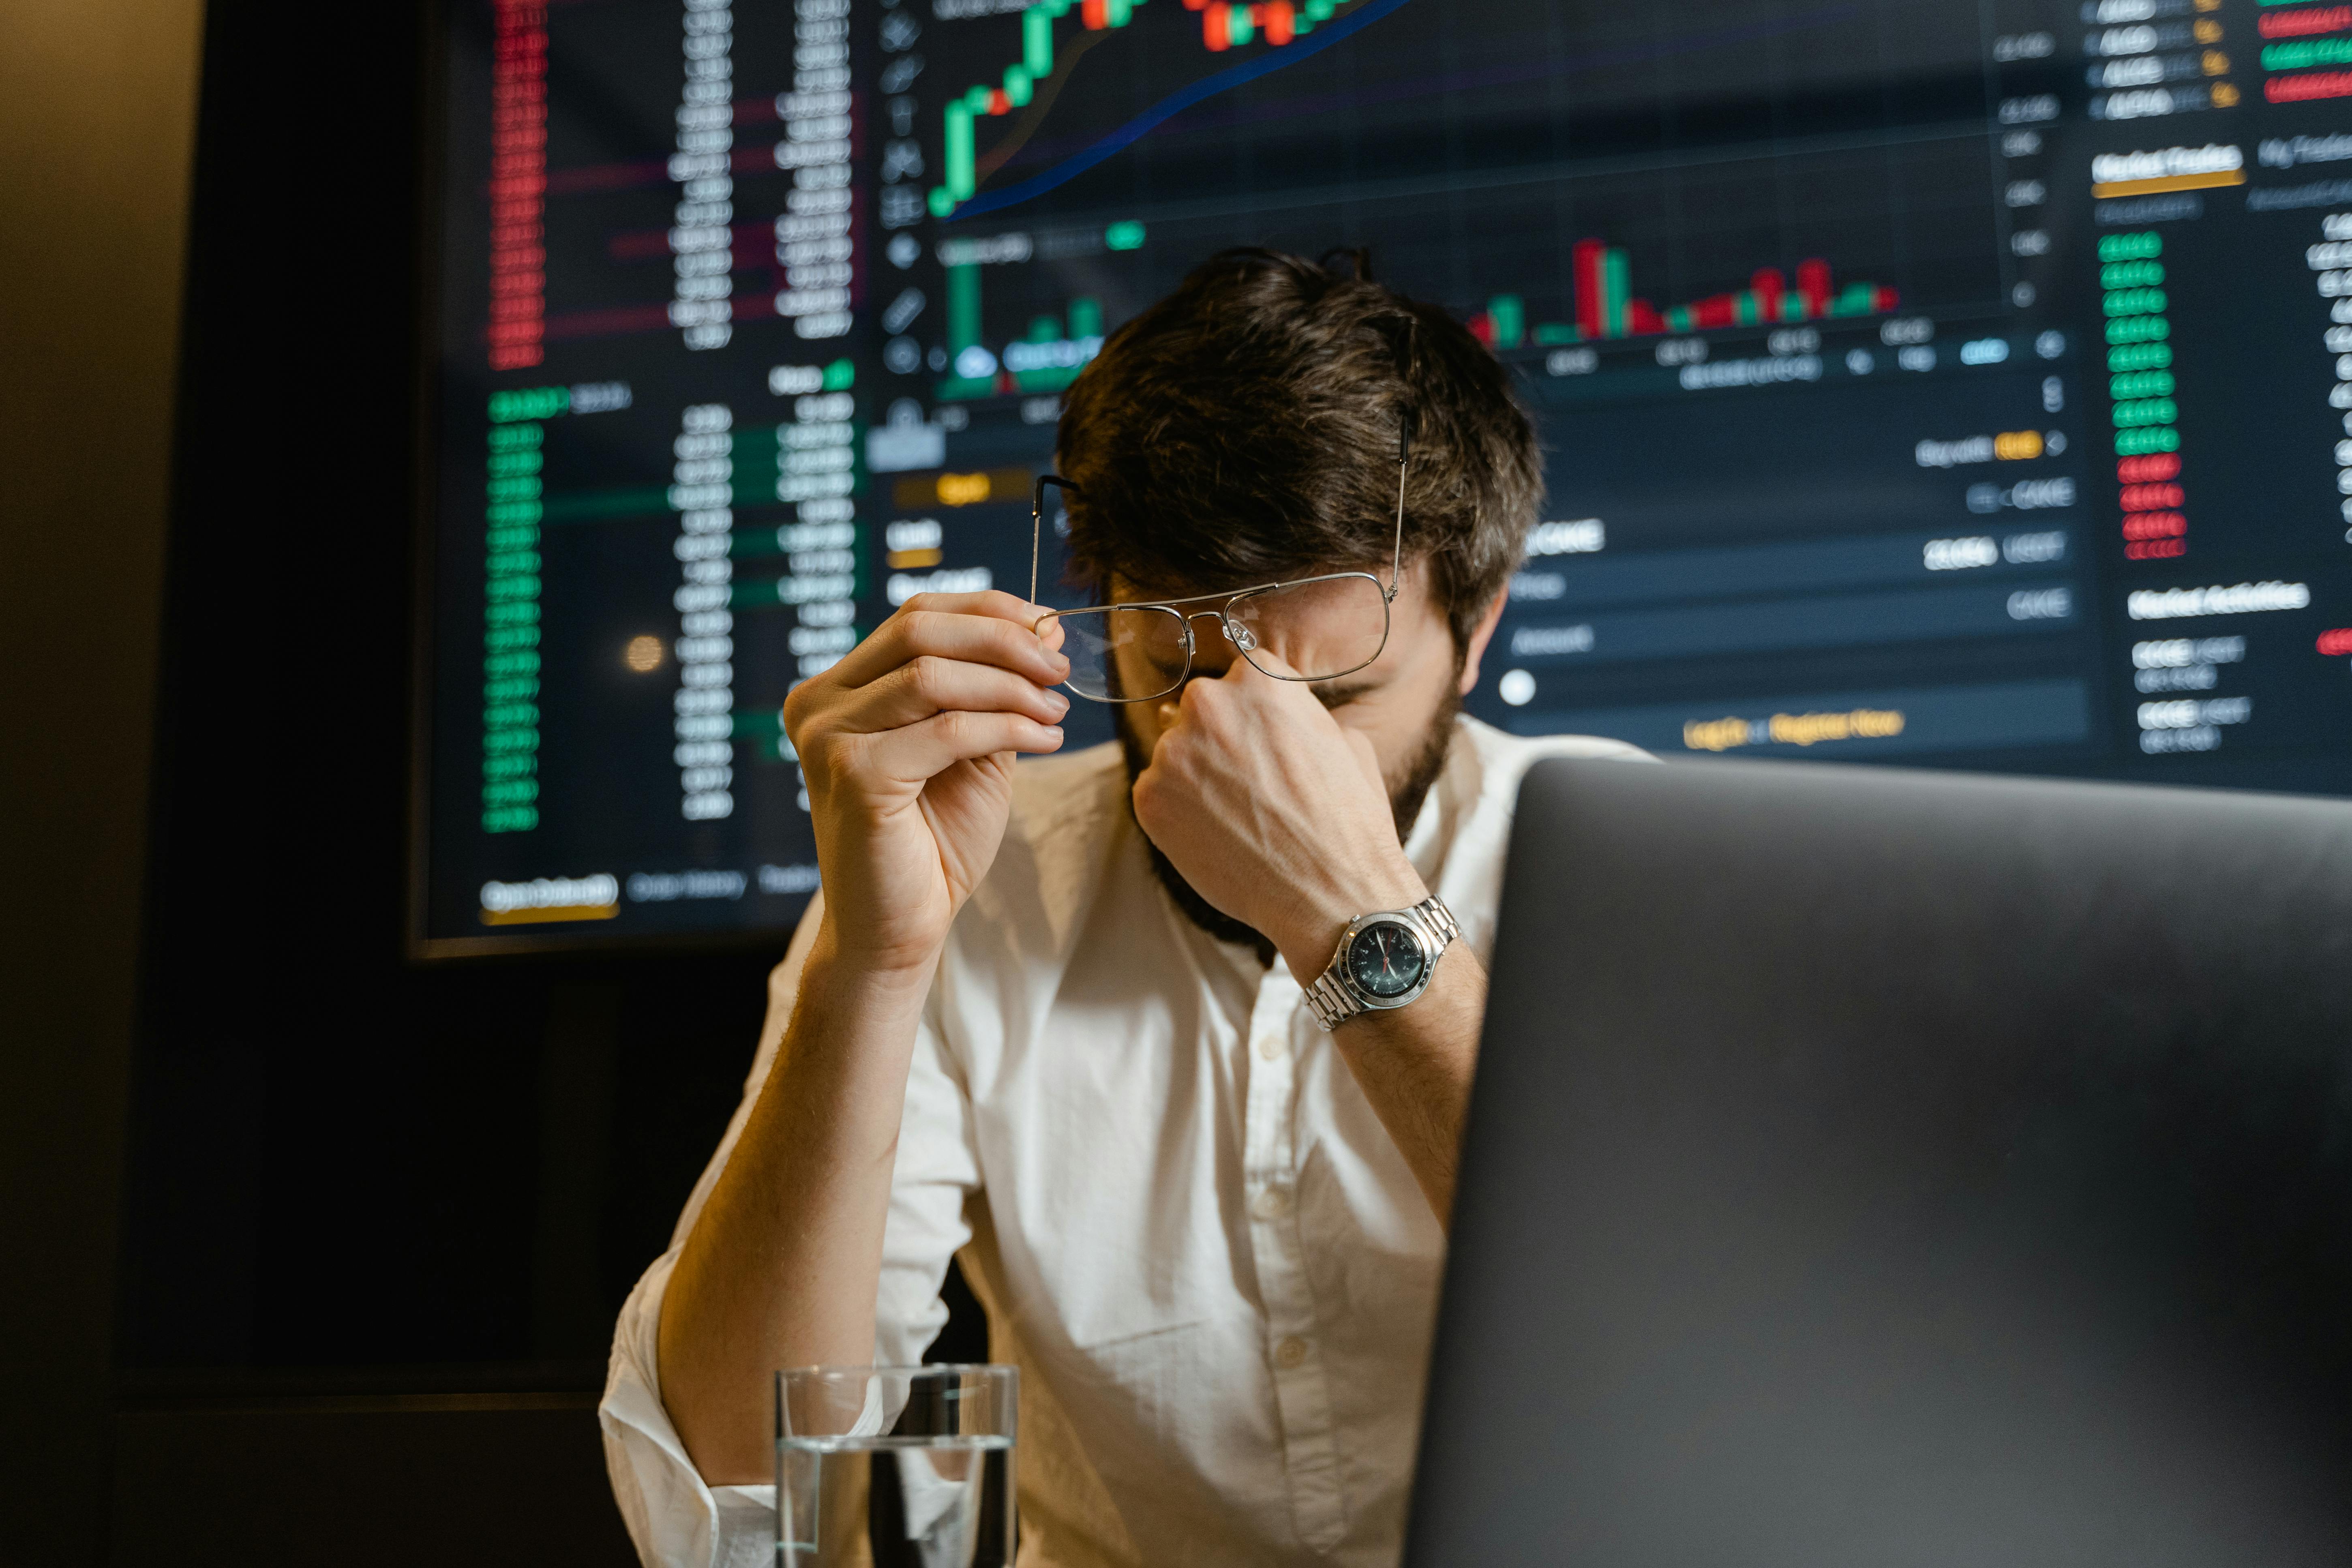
left=950, top=0, right=1420, bottom=221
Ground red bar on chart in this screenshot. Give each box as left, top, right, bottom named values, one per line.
left=1797, top=258, right=1830, bottom=319
left=1573, top=240, right=1606, bottom=341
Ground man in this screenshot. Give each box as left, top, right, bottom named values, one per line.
left=601, top=248, right=1645, bottom=1566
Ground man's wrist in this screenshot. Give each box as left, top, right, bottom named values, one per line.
left=1268, top=859, right=1431, bottom=981
left=807, top=917, right=944, bottom=1010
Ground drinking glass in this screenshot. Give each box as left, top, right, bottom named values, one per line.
left=775, top=1364, right=1017, bottom=1567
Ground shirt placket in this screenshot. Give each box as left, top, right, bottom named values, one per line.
left=1242, top=960, right=1347, bottom=1551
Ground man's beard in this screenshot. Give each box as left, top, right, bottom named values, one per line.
left=1118, top=690, right=1462, bottom=964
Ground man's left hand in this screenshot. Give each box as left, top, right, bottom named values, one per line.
left=1131, top=654, right=1427, bottom=974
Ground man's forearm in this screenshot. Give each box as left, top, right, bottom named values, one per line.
left=1322, top=945, right=1487, bottom=1225
left=655, top=925, right=934, bottom=1484
left=1262, top=869, right=1487, bottom=1227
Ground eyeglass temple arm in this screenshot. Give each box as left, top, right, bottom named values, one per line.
left=1032, top=474, right=1080, bottom=605
left=1387, top=410, right=1414, bottom=600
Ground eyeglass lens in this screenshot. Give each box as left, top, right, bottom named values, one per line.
left=1047, top=575, right=1390, bottom=703
left=1051, top=604, right=1189, bottom=703
left=1225, top=576, right=1389, bottom=683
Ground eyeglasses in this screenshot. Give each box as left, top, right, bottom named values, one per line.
left=1028, top=416, right=1413, bottom=704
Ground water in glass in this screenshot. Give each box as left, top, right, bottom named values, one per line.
left=776, top=1365, right=1017, bottom=1568
left=778, top=1433, right=1014, bottom=1567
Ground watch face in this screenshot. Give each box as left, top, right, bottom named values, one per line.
left=1346, top=921, right=1427, bottom=1000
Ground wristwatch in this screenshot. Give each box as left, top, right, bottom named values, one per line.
left=1303, top=895, right=1461, bottom=1031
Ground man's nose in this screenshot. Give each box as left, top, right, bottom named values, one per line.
left=1182, top=610, right=1242, bottom=672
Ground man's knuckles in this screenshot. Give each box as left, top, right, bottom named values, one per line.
left=1129, top=765, right=1167, bottom=829
left=894, top=608, right=952, bottom=651
left=1146, top=722, right=1214, bottom=778
left=782, top=686, right=817, bottom=740
left=930, top=708, right=981, bottom=749
left=1174, top=678, right=1254, bottom=741
left=899, top=655, right=953, bottom=703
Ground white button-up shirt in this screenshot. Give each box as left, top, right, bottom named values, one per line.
left=601, top=716, right=1647, bottom=1567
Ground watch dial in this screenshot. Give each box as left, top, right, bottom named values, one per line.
left=1346, top=921, right=1427, bottom=1000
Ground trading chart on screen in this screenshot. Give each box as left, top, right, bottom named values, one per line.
left=420, top=0, right=2352, bottom=950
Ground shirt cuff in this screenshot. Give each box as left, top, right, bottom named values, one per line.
left=599, top=1248, right=777, bottom=1568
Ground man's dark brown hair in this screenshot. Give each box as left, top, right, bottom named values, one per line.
left=1054, top=247, right=1542, bottom=649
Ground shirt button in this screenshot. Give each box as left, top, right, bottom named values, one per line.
left=1274, top=1335, right=1309, bottom=1370
left=1251, top=1187, right=1292, bottom=1221
left=1256, top=1033, right=1287, bottom=1062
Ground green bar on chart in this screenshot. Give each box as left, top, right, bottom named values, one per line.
left=1487, top=294, right=1524, bottom=349
left=944, top=103, right=975, bottom=201
left=1024, top=6, right=1054, bottom=74
left=948, top=265, right=981, bottom=353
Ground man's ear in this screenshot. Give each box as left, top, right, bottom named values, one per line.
left=1456, top=588, right=1509, bottom=697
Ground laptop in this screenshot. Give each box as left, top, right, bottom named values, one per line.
left=1408, top=756, right=2352, bottom=1566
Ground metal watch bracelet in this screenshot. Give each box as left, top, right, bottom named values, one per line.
left=1304, top=895, right=1461, bottom=1032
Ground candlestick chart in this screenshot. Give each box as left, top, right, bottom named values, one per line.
left=889, top=0, right=2006, bottom=412
left=417, top=0, right=2352, bottom=951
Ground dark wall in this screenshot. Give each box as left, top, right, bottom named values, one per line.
left=4, top=4, right=987, bottom=1558
left=107, top=1401, right=638, bottom=1566
left=109, top=2, right=781, bottom=1557
left=0, top=1, right=203, bottom=1562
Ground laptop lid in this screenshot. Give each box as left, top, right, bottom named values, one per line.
left=1408, top=757, right=2352, bottom=1566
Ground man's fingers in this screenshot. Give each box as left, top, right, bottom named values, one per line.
left=832, top=656, right=1070, bottom=735
left=828, top=593, right=1069, bottom=690
left=859, top=708, right=1064, bottom=782
left=889, top=588, right=1043, bottom=626
left=1229, top=646, right=1298, bottom=681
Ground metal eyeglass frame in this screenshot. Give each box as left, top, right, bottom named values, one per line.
left=1026, top=415, right=1414, bottom=704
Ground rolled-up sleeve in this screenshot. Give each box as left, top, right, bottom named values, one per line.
left=599, top=890, right=985, bottom=1567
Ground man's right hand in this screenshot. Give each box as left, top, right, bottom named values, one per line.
left=663, top=592, right=1067, bottom=1480
left=783, top=590, right=1069, bottom=977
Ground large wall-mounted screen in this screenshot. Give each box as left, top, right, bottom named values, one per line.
left=421, top=0, right=2352, bottom=952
